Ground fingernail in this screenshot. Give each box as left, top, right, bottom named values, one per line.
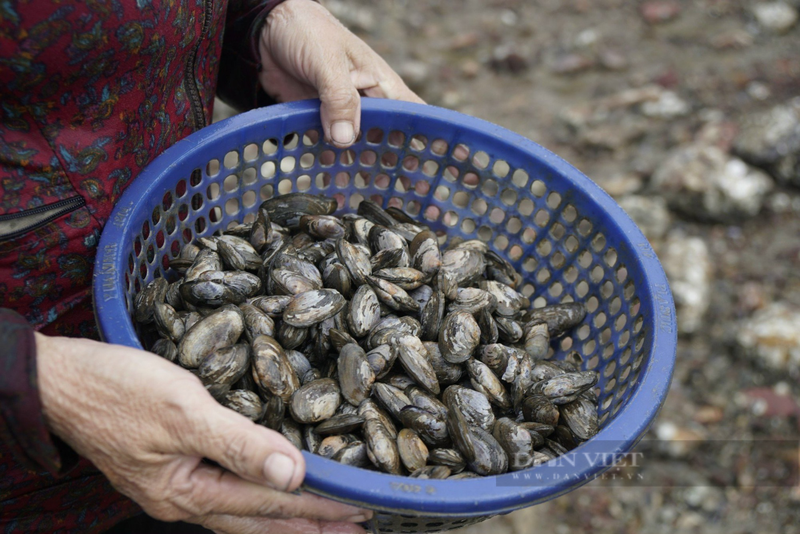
left=344, top=513, right=372, bottom=523
left=263, top=453, right=296, bottom=491
left=331, top=121, right=355, bottom=146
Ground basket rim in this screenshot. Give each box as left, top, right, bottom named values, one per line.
left=93, top=98, right=677, bottom=517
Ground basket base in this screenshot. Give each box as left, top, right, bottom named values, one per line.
left=367, top=512, right=492, bottom=533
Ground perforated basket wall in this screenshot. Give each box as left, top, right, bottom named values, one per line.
left=94, top=99, right=676, bottom=533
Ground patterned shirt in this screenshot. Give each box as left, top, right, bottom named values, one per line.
left=0, top=1, right=284, bottom=531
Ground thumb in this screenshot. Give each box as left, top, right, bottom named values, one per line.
left=316, top=56, right=361, bottom=148
left=187, top=403, right=306, bottom=492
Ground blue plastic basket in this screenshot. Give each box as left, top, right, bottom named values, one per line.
left=93, top=99, right=676, bottom=533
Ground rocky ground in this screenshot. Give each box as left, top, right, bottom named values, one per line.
left=216, top=1, right=800, bottom=531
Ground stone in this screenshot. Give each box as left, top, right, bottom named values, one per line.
left=640, top=1, right=681, bottom=24
left=490, top=46, right=529, bottom=74
left=617, top=195, right=671, bottom=241
left=733, top=99, right=800, bottom=188
left=549, top=53, right=594, bottom=75
left=752, top=2, right=798, bottom=34
left=640, top=90, right=690, bottom=118
left=650, top=144, right=774, bottom=222
left=737, top=303, right=800, bottom=371
left=598, top=48, right=629, bottom=71
left=659, top=232, right=711, bottom=334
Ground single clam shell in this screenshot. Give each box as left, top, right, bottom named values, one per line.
left=299, top=214, right=347, bottom=240
left=315, top=413, right=366, bottom=435
left=197, top=344, right=250, bottom=386
left=408, top=284, right=433, bottom=311
left=371, top=382, right=412, bottom=420
left=466, top=358, right=511, bottom=410
left=289, top=378, right=341, bottom=424
left=409, top=466, right=452, bottom=479
left=393, top=335, right=440, bottom=395
left=364, top=418, right=402, bottom=474
left=276, top=322, right=309, bottom=351
left=370, top=248, right=404, bottom=270
left=423, top=341, right=463, bottom=385
left=398, top=405, right=449, bottom=448
left=373, top=224, right=411, bottom=256
left=493, top=417, right=535, bottom=471
left=366, top=276, right=420, bottom=313
left=530, top=371, right=598, bottom=404
left=261, top=193, right=337, bottom=228
left=428, top=448, right=466, bottom=474
left=439, top=311, right=480, bottom=363
left=559, top=396, right=599, bottom=441
left=283, top=289, right=346, bottom=328
left=134, top=277, right=168, bottom=324
left=165, top=281, right=184, bottom=311
left=373, top=267, right=427, bottom=291
left=366, top=344, right=395, bottom=379
left=322, top=263, right=353, bottom=299
left=338, top=343, right=376, bottom=406
left=390, top=222, right=426, bottom=242
left=420, top=287, right=445, bottom=342
left=521, top=303, right=588, bottom=338
left=531, top=361, right=567, bottom=382
left=477, top=307, right=499, bottom=345
left=333, top=441, right=370, bottom=467
left=318, top=434, right=356, bottom=458
left=178, top=305, right=244, bottom=368
left=249, top=206, right=271, bottom=253
left=154, top=302, right=185, bottom=343
left=260, top=395, right=285, bottom=431
left=522, top=394, right=561, bottom=426
left=222, top=390, right=263, bottom=421
left=150, top=338, right=178, bottom=362
left=358, top=398, right=398, bottom=439
left=303, top=425, right=322, bottom=453
left=284, top=349, right=312, bottom=382
left=251, top=335, right=301, bottom=401
left=348, top=284, right=381, bottom=338
left=385, top=206, right=418, bottom=225
left=217, top=235, right=262, bottom=271
left=441, top=249, right=486, bottom=286
left=185, top=249, right=222, bottom=282
left=448, top=287, right=495, bottom=315
left=248, top=295, right=293, bottom=317
left=357, top=199, right=397, bottom=227
left=281, top=419, right=304, bottom=450
left=410, top=230, right=441, bottom=276
left=442, top=385, right=495, bottom=431
left=480, top=280, right=525, bottom=317
left=468, top=427, right=509, bottom=476
left=239, top=302, right=275, bottom=342
left=397, top=428, right=429, bottom=472
left=524, top=323, right=550, bottom=360
left=336, top=238, right=372, bottom=286
left=495, top=316, right=524, bottom=344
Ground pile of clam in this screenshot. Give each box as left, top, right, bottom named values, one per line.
left=135, top=194, right=599, bottom=478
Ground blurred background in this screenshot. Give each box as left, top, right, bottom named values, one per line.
left=216, top=0, right=800, bottom=531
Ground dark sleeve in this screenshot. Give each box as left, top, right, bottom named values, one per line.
left=217, top=0, right=290, bottom=112
left=0, top=308, right=76, bottom=475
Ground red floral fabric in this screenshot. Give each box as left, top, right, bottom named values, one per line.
left=0, top=1, right=281, bottom=531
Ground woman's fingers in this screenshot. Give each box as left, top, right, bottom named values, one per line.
left=203, top=514, right=367, bottom=534
left=172, top=463, right=371, bottom=523
left=315, top=55, right=363, bottom=148
left=184, top=403, right=306, bottom=491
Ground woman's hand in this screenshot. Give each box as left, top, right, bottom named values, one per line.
left=35, top=334, right=371, bottom=534
left=259, top=0, right=424, bottom=148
